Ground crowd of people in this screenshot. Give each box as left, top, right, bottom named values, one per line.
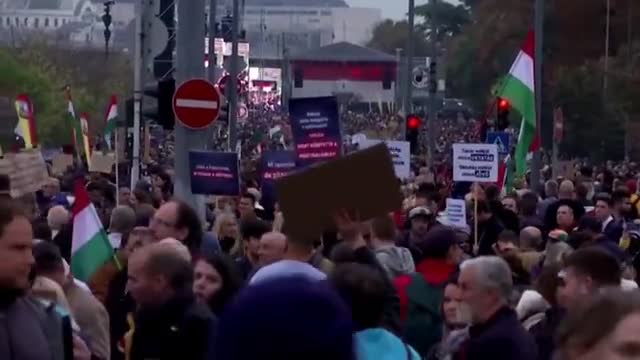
left=4, top=140, right=640, bottom=360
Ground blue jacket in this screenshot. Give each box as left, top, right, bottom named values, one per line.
left=355, top=328, right=420, bottom=360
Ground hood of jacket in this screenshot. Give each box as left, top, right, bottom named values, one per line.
left=355, top=328, right=419, bottom=360
left=375, top=245, right=415, bottom=277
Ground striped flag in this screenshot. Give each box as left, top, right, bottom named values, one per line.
left=497, top=31, right=539, bottom=177
left=104, top=96, right=118, bottom=150
left=71, top=180, right=115, bottom=282
left=14, top=94, right=38, bottom=149
left=66, top=89, right=85, bottom=160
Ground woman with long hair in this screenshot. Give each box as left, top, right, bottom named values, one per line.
left=193, top=254, right=242, bottom=316
left=212, top=212, right=241, bottom=255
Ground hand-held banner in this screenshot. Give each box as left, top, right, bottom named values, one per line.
left=189, top=151, right=240, bottom=196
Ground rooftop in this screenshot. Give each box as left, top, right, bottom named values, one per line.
left=291, top=42, right=397, bottom=63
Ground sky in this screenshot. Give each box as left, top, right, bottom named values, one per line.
left=347, top=0, right=460, bottom=21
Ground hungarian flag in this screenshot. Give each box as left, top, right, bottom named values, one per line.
left=497, top=31, right=538, bottom=177
left=498, top=155, right=514, bottom=195
left=79, top=113, right=92, bottom=168
left=71, top=180, right=115, bottom=282
left=14, top=94, right=38, bottom=149
left=104, top=95, right=118, bottom=150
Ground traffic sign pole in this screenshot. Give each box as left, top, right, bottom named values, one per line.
left=175, top=0, right=207, bottom=218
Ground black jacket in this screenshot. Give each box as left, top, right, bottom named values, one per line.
left=130, top=291, right=218, bottom=360
left=461, top=306, right=537, bottom=360
left=474, top=216, right=505, bottom=256
left=105, top=268, right=135, bottom=360
left=530, top=306, right=565, bottom=360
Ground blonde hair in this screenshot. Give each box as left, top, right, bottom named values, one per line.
left=212, top=212, right=241, bottom=255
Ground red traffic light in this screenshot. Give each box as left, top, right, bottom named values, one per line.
left=498, top=98, right=510, bottom=110
left=407, top=115, right=421, bottom=130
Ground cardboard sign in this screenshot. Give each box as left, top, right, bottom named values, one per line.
left=51, top=154, right=74, bottom=175
left=0, top=150, right=49, bottom=198
left=275, top=143, right=403, bottom=242
left=452, top=143, right=499, bottom=182
left=555, top=160, right=575, bottom=180
left=89, top=153, right=116, bottom=174
left=359, top=140, right=411, bottom=179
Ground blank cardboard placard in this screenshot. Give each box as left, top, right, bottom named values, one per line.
left=275, top=143, right=403, bottom=241
left=51, top=154, right=74, bottom=175
left=89, top=153, right=116, bottom=174
left=0, top=150, right=49, bottom=198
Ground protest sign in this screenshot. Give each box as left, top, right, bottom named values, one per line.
left=452, top=143, right=499, bottom=182
left=360, top=139, right=411, bottom=179
left=276, top=143, right=403, bottom=241
left=260, top=150, right=297, bottom=206
left=89, top=152, right=116, bottom=174
left=51, top=154, right=74, bottom=175
left=289, top=96, right=342, bottom=167
left=446, top=198, right=467, bottom=228
left=554, top=160, right=576, bottom=180
left=0, top=150, right=49, bottom=198
left=189, top=151, right=240, bottom=196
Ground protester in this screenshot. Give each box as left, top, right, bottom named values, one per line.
left=370, top=214, right=415, bottom=279
left=394, top=227, right=461, bottom=356
left=235, top=218, right=270, bottom=280
left=108, top=205, right=136, bottom=249
left=456, top=256, right=537, bottom=360
left=193, top=253, right=242, bottom=316
left=257, top=231, right=287, bottom=267
left=398, top=206, right=434, bottom=262
left=127, top=242, right=217, bottom=360
left=594, top=193, right=624, bottom=242
left=473, top=200, right=505, bottom=256
left=519, top=191, right=545, bottom=231
left=330, top=263, right=421, bottom=360
left=212, top=212, right=241, bottom=255
left=47, top=205, right=70, bottom=239
left=518, top=226, right=544, bottom=274
left=426, top=275, right=470, bottom=360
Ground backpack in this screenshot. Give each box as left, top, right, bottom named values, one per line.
left=403, top=273, right=445, bottom=357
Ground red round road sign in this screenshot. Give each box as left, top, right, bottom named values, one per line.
left=172, top=78, right=220, bottom=129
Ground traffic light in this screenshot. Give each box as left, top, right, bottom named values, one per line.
left=143, top=78, right=176, bottom=130
left=496, top=97, right=510, bottom=130
left=406, top=114, right=422, bottom=154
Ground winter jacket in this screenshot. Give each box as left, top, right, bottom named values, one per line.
left=130, top=290, right=218, bottom=360
left=355, top=328, right=421, bottom=360
left=515, top=290, right=550, bottom=331
left=459, top=307, right=537, bottom=360
left=375, top=245, right=416, bottom=279
left=0, top=294, right=67, bottom=360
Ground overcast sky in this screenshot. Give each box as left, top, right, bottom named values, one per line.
left=346, top=0, right=460, bottom=20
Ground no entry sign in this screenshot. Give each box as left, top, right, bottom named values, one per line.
left=173, top=78, right=220, bottom=129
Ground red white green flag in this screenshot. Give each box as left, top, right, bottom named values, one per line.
left=497, top=31, right=539, bottom=177
left=71, top=180, right=115, bottom=282
left=104, top=95, right=118, bottom=150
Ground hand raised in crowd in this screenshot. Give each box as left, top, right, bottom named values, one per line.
left=333, top=209, right=366, bottom=249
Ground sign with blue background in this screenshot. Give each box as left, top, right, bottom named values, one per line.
left=189, top=151, right=240, bottom=196
left=260, top=150, right=297, bottom=206
left=486, top=131, right=511, bottom=155
left=289, top=96, right=342, bottom=167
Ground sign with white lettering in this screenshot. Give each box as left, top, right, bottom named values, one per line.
left=360, top=139, right=411, bottom=179
left=446, top=198, right=467, bottom=228
left=452, top=143, right=499, bottom=182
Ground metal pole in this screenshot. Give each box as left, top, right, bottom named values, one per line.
left=131, top=0, right=144, bottom=189
left=531, top=0, right=544, bottom=191
left=208, top=0, right=218, bottom=83
left=228, top=0, right=240, bottom=152
left=403, top=0, right=415, bottom=117
left=174, top=0, right=207, bottom=216
left=604, top=0, right=611, bottom=93
left=395, top=48, right=402, bottom=115
left=426, top=0, right=437, bottom=169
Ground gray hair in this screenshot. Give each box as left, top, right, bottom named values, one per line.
left=109, top=205, right=136, bottom=234
left=461, top=256, right=513, bottom=301
left=545, top=180, right=559, bottom=197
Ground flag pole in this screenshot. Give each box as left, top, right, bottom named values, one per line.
left=115, top=128, right=119, bottom=205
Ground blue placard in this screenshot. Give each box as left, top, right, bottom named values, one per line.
left=289, top=96, right=342, bottom=168
left=486, top=131, right=511, bottom=155
left=260, top=150, right=297, bottom=206
left=189, top=151, right=240, bottom=196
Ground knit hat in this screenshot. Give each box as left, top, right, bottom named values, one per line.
left=215, top=277, right=355, bottom=360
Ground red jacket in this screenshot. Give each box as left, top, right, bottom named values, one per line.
left=394, top=258, right=457, bottom=321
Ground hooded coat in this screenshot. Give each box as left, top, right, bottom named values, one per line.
left=375, top=245, right=416, bottom=279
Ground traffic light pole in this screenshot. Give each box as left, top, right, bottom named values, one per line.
left=402, top=0, right=415, bottom=124
left=426, top=0, right=437, bottom=169
left=208, top=0, right=219, bottom=83
left=174, top=0, right=207, bottom=217
left=227, top=0, right=240, bottom=152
